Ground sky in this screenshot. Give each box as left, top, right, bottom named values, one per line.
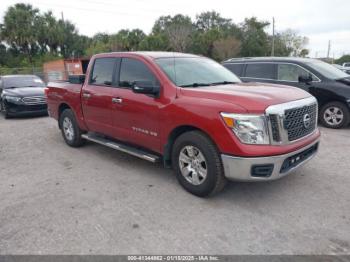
left=1, top=0, right=350, bottom=58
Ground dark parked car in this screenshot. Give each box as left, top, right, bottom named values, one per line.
left=333, top=64, right=350, bottom=75
left=0, top=75, right=47, bottom=118
left=223, top=57, right=350, bottom=129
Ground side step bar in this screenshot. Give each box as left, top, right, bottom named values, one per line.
left=82, top=133, right=160, bottom=163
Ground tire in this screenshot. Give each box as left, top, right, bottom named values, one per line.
left=59, top=109, right=85, bottom=147
left=320, top=101, right=350, bottom=129
left=1, top=101, right=10, bottom=119
left=171, top=131, right=227, bottom=197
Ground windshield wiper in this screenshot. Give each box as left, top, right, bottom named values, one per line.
left=209, top=81, right=236, bottom=85
left=179, top=83, right=212, bottom=87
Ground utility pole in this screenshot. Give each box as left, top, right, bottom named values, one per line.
left=271, top=17, right=275, bottom=57
left=61, top=11, right=65, bottom=58
left=327, top=40, right=331, bottom=59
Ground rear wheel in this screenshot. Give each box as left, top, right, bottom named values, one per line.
left=172, top=131, right=227, bottom=197
left=320, top=101, right=350, bottom=129
left=59, top=109, right=85, bottom=147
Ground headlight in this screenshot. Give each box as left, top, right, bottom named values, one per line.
left=4, top=96, right=22, bottom=103
left=221, top=113, right=270, bottom=145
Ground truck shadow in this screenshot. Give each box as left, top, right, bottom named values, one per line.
left=83, top=139, right=305, bottom=205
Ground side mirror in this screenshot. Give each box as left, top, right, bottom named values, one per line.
left=69, top=74, right=85, bottom=84
left=298, top=74, right=312, bottom=84
left=132, top=80, right=160, bottom=96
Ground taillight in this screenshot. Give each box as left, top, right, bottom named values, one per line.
left=44, top=87, right=49, bottom=98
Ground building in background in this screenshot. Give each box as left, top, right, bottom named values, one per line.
left=43, top=58, right=90, bottom=82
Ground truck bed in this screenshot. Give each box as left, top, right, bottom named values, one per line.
left=46, top=81, right=84, bottom=123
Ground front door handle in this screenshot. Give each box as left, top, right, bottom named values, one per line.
left=112, top=97, right=123, bottom=104
left=82, top=92, right=91, bottom=99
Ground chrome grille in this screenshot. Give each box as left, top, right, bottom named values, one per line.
left=284, top=103, right=317, bottom=141
left=266, top=97, right=318, bottom=145
left=269, top=114, right=281, bottom=142
left=22, top=96, right=46, bottom=105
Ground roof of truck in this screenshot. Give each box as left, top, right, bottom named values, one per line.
left=95, top=51, right=201, bottom=59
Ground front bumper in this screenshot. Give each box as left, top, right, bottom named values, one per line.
left=221, top=139, right=319, bottom=181
left=6, top=102, right=48, bottom=116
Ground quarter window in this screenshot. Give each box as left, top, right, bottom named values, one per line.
left=119, top=58, right=158, bottom=88
left=245, top=63, right=275, bottom=79
left=277, top=64, right=312, bottom=82
left=90, top=58, right=116, bottom=86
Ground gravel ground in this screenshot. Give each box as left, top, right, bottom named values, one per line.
left=0, top=115, right=349, bottom=255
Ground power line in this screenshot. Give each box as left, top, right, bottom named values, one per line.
left=32, top=0, right=172, bottom=17
left=31, top=1, right=159, bottom=17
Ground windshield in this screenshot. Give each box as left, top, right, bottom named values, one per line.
left=3, top=76, right=45, bottom=89
left=306, top=61, right=349, bottom=80
left=155, top=57, right=241, bottom=87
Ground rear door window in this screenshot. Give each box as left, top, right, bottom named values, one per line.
left=90, top=58, right=116, bottom=86
left=224, top=63, right=244, bottom=77
left=245, top=63, right=276, bottom=79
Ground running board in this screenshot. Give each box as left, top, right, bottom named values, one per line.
left=81, top=133, right=160, bottom=163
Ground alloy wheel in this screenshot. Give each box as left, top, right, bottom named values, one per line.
left=323, top=106, right=344, bottom=126
left=62, top=117, right=74, bottom=141
left=178, top=145, right=208, bottom=186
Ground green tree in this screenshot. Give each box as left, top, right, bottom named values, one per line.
left=152, top=15, right=193, bottom=52
left=195, top=11, right=231, bottom=32
left=92, top=33, right=111, bottom=44
left=278, top=29, right=309, bottom=57
left=213, top=37, right=241, bottom=61
left=109, top=29, right=146, bottom=51
left=336, top=55, right=350, bottom=65
left=138, top=34, right=169, bottom=51
left=1, top=3, right=39, bottom=61
left=240, top=17, right=270, bottom=57
left=86, top=41, right=111, bottom=56
left=35, top=11, right=61, bottom=55
left=192, top=11, right=241, bottom=59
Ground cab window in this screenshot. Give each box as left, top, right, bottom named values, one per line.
left=119, top=58, right=158, bottom=88
left=90, top=58, right=116, bottom=86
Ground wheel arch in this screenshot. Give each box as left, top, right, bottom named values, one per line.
left=58, top=103, right=72, bottom=129
left=318, top=98, right=350, bottom=111
left=163, top=125, right=218, bottom=168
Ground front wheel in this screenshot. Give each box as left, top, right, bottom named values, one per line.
left=320, top=102, right=350, bottom=129
left=59, top=109, right=85, bottom=147
left=0, top=101, right=9, bottom=119
left=171, top=131, right=227, bottom=197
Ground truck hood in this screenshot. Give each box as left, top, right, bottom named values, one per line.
left=180, top=82, right=312, bottom=113
left=3, top=87, right=45, bottom=98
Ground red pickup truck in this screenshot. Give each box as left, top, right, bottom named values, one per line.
left=46, top=52, right=320, bottom=197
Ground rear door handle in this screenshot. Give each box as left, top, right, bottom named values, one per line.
left=112, top=97, right=123, bottom=104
